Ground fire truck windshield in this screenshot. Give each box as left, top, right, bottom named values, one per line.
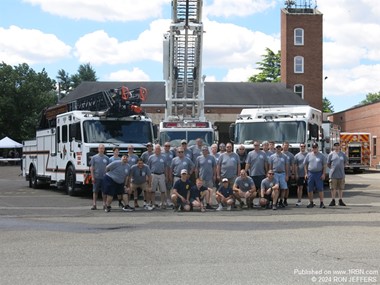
left=160, top=131, right=213, bottom=147
left=235, top=121, right=306, bottom=144
left=83, top=120, right=152, bottom=144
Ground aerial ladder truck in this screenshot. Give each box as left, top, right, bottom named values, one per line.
left=22, top=86, right=155, bottom=195
left=160, top=0, right=215, bottom=148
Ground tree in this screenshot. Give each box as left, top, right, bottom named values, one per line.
left=70, top=63, right=97, bottom=89
left=248, top=48, right=281, bottom=83
left=0, top=62, right=56, bottom=141
left=322, top=97, right=334, bottom=113
left=360, top=91, right=380, bottom=105
left=56, top=69, right=72, bottom=99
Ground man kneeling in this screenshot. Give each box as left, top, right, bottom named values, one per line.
left=171, top=169, right=191, bottom=212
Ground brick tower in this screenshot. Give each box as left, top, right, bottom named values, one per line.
left=281, top=0, right=323, bottom=111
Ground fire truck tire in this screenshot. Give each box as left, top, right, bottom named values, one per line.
left=29, top=165, right=38, bottom=189
left=65, top=165, right=76, bottom=196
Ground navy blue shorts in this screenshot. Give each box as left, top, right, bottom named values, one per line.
left=307, top=171, right=324, bottom=192
left=103, top=175, right=124, bottom=196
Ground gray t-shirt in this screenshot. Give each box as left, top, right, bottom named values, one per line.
left=196, top=154, right=216, bottom=181
left=261, top=177, right=279, bottom=191
left=245, top=150, right=267, bottom=176
left=147, top=154, right=167, bottom=174
left=190, top=145, right=202, bottom=163
left=294, top=151, right=307, bottom=177
left=171, top=156, right=195, bottom=176
left=283, top=150, right=295, bottom=176
left=141, top=151, right=153, bottom=164
left=234, top=176, right=254, bottom=192
left=218, top=152, right=240, bottom=179
left=327, top=151, right=347, bottom=179
left=106, top=161, right=130, bottom=184
left=130, top=164, right=151, bottom=184
left=304, top=152, right=326, bottom=173
left=90, top=154, right=109, bottom=179
left=127, top=154, right=139, bottom=167
left=269, top=153, right=288, bottom=173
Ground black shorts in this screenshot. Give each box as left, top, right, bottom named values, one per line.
left=297, top=177, right=306, bottom=187
left=103, top=175, right=124, bottom=197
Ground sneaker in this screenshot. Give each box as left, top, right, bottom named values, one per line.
left=122, top=205, right=134, bottom=212
left=278, top=201, right=285, bottom=208
left=206, top=204, right=214, bottom=210
left=118, top=201, right=124, bottom=208
left=240, top=201, right=245, bottom=208
left=144, top=204, right=154, bottom=211
left=284, top=199, right=288, bottom=207
left=201, top=208, right=206, bottom=212
left=227, top=205, right=232, bottom=211
left=339, top=199, right=346, bottom=206
left=295, top=200, right=302, bottom=207
left=173, top=206, right=179, bottom=212
left=329, top=199, right=336, bottom=207
left=91, top=205, right=97, bottom=210
left=159, top=203, right=167, bottom=210
left=104, top=205, right=111, bottom=212
left=307, top=202, right=315, bottom=208
left=320, top=202, right=326, bottom=209
left=272, top=205, right=277, bottom=210
left=216, top=205, right=223, bottom=211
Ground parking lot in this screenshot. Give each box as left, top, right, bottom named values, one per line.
left=0, top=166, right=379, bottom=285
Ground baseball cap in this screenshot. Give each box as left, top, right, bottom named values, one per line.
left=222, top=178, right=228, bottom=182
left=275, top=144, right=282, bottom=148
left=181, top=139, right=187, bottom=144
left=180, top=169, right=188, bottom=175
left=146, top=142, right=153, bottom=147
left=333, top=142, right=340, bottom=146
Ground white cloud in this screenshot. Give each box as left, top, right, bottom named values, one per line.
left=222, top=65, right=257, bottom=82
left=106, top=68, right=150, bottom=81
left=23, top=0, right=170, bottom=22
left=204, top=0, right=276, bottom=18
left=74, top=19, right=169, bottom=65
left=0, top=25, right=71, bottom=65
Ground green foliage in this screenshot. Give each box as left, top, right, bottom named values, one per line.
left=360, top=91, right=380, bottom=105
left=0, top=62, right=56, bottom=141
left=322, top=97, right=334, bottom=113
left=248, top=48, right=281, bottom=83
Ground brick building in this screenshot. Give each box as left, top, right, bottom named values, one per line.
left=281, top=2, right=323, bottom=110
left=329, top=102, right=380, bottom=167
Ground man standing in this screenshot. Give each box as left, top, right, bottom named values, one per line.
left=304, top=142, right=327, bottom=209
left=195, top=146, right=216, bottom=191
left=141, top=142, right=154, bottom=164
left=147, top=144, right=169, bottom=209
left=190, top=138, right=204, bottom=164
left=237, top=145, right=247, bottom=171
left=282, top=141, right=295, bottom=206
left=268, top=145, right=289, bottom=208
left=245, top=141, right=267, bottom=200
left=103, top=155, right=131, bottom=212
left=327, top=142, right=348, bottom=206
left=171, top=147, right=195, bottom=184
left=163, top=142, right=175, bottom=207
left=127, top=145, right=139, bottom=167
left=90, top=144, right=109, bottom=210
left=217, top=143, right=240, bottom=188
left=294, top=143, right=308, bottom=206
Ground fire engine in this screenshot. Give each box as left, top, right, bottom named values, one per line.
left=230, top=105, right=322, bottom=154
left=22, top=86, right=155, bottom=195
left=159, top=0, right=216, bottom=148
left=340, top=132, right=371, bottom=173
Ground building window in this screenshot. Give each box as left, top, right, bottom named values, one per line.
left=294, top=84, right=304, bottom=98
left=294, top=56, right=304, bottom=73
left=294, top=28, right=304, bottom=45
left=373, top=136, right=377, bottom=157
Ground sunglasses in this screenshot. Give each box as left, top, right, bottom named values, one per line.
left=177, top=151, right=184, bottom=153
left=268, top=173, right=274, bottom=175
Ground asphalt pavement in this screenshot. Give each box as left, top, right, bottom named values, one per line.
left=0, top=166, right=379, bottom=285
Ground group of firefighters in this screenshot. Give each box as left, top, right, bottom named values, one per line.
left=89, top=138, right=348, bottom=212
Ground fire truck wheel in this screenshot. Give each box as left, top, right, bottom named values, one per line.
left=29, top=166, right=38, bottom=189
left=65, top=165, right=76, bottom=196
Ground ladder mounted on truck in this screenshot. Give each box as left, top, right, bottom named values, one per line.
left=163, top=0, right=205, bottom=121
left=38, top=86, right=148, bottom=129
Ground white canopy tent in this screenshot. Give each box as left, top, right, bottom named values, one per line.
left=0, top=137, right=23, bottom=148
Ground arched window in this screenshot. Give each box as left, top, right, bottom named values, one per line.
left=294, top=84, right=304, bottom=98
left=294, top=56, right=304, bottom=73
left=294, top=28, right=304, bottom=45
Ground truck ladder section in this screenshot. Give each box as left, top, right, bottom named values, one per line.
left=165, top=0, right=205, bottom=121
left=39, top=86, right=147, bottom=129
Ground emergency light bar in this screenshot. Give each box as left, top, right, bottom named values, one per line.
left=162, top=121, right=210, bottom=128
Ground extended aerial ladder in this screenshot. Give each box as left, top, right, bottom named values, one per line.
left=160, top=0, right=215, bottom=147
left=163, top=0, right=205, bottom=121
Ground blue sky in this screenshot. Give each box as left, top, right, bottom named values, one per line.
left=1, top=0, right=380, bottom=113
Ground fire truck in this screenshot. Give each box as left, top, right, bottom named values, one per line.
left=340, top=132, right=371, bottom=173
left=22, top=86, right=155, bottom=195
left=229, top=105, right=322, bottom=154
left=159, top=0, right=216, bottom=148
